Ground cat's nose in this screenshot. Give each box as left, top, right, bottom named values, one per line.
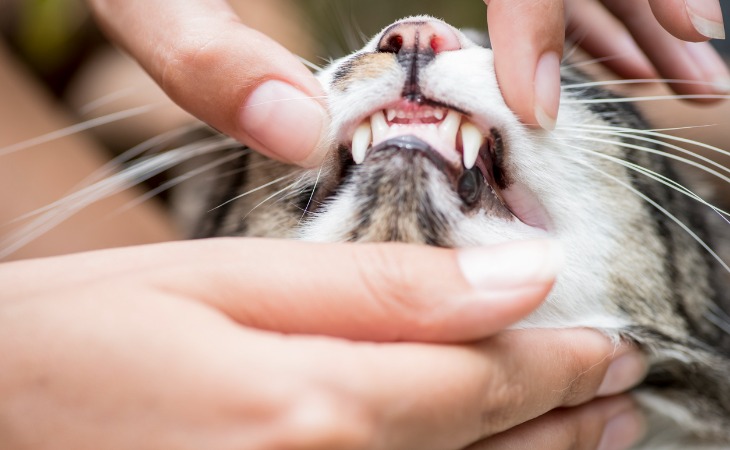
left=377, top=20, right=461, bottom=55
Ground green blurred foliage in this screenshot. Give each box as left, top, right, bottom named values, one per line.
left=299, top=0, right=486, bottom=57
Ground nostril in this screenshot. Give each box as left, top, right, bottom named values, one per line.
left=377, top=20, right=461, bottom=55
left=381, top=34, right=404, bottom=54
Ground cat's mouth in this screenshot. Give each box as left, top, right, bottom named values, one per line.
left=341, top=101, right=551, bottom=231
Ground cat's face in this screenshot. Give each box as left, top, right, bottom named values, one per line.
left=243, top=16, right=682, bottom=331
left=188, top=16, right=729, bottom=443
left=203, top=16, right=716, bottom=335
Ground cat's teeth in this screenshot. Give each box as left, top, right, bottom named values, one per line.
left=371, top=111, right=389, bottom=142
left=460, top=121, right=483, bottom=169
left=441, top=110, right=461, bottom=145
left=352, top=121, right=372, bottom=164
left=386, top=109, right=397, bottom=122
left=433, top=109, right=445, bottom=121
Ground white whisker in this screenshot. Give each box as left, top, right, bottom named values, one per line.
left=563, top=94, right=730, bottom=104
left=207, top=173, right=298, bottom=212
left=554, top=133, right=730, bottom=185
left=241, top=183, right=297, bottom=222
left=0, top=137, right=235, bottom=259
left=560, top=142, right=730, bottom=220
left=77, top=87, right=140, bottom=115
left=555, top=149, right=730, bottom=275
left=0, top=103, right=164, bottom=157
left=298, top=56, right=322, bottom=71
left=563, top=78, right=727, bottom=90
left=562, top=123, right=730, bottom=160
left=117, top=148, right=248, bottom=215
left=299, top=164, right=324, bottom=225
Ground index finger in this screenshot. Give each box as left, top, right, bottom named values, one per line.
left=87, top=0, right=329, bottom=166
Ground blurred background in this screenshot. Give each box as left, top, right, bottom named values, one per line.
left=0, top=0, right=728, bottom=258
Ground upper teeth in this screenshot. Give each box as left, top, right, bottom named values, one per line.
left=349, top=108, right=485, bottom=168
left=460, top=122, right=482, bottom=170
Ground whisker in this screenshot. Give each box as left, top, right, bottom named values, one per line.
left=241, top=183, right=298, bottom=222
left=562, top=78, right=727, bottom=90
left=561, top=54, right=631, bottom=70
left=563, top=94, right=730, bottom=104
left=4, top=125, right=222, bottom=226
left=207, top=173, right=299, bottom=212
left=299, top=164, right=324, bottom=225
left=117, top=148, right=249, bottom=215
left=707, top=302, right=730, bottom=335
left=77, top=86, right=140, bottom=115
left=297, top=56, right=322, bottom=71
left=0, top=136, right=234, bottom=259
left=554, top=150, right=730, bottom=274
left=0, top=103, right=164, bottom=157
left=562, top=123, right=730, bottom=160
left=560, top=142, right=730, bottom=219
left=553, top=132, right=730, bottom=185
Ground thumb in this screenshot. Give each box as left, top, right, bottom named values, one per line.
left=88, top=0, right=329, bottom=167
left=146, top=239, right=564, bottom=343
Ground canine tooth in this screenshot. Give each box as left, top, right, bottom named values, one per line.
left=351, top=122, right=372, bottom=164
left=461, top=122, right=483, bottom=169
left=386, top=109, right=396, bottom=121
left=441, top=110, right=461, bottom=144
left=434, top=109, right=445, bottom=120
left=371, top=111, right=389, bottom=141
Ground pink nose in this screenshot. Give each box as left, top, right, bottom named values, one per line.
left=377, top=20, right=461, bottom=55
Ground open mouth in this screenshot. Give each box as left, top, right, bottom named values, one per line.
left=341, top=100, right=551, bottom=231
left=348, top=100, right=487, bottom=171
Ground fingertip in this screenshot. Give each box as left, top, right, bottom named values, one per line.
left=238, top=79, right=330, bottom=167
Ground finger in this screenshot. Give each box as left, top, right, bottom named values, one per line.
left=0, top=238, right=562, bottom=343
left=87, top=0, right=329, bottom=167
left=648, top=0, right=725, bottom=41
left=604, top=0, right=730, bottom=98
left=465, top=396, right=646, bottom=450
left=485, top=0, right=565, bottom=130
left=566, top=0, right=657, bottom=80
left=330, top=329, right=646, bottom=448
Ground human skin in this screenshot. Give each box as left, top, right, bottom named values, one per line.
left=0, top=41, right=178, bottom=261
left=0, top=239, right=646, bottom=449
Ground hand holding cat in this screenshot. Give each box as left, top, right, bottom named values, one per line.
left=0, top=239, right=646, bottom=449
left=88, top=0, right=729, bottom=167
left=487, top=0, right=730, bottom=129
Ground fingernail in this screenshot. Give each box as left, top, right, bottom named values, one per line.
left=533, top=52, right=561, bottom=131
left=597, top=350, right=648, bottom=397
left=457, top=240, right=564, bottom=291
left=685, top=0, right=725, bottom=39
left=240, top=80, right=328, bottom=167
left=597, top=406, right=646, bottom=450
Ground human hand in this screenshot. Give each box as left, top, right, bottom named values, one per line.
left=86, top=0, right=328, bottom=167
left=485, top=0, right=730, bottom=130
left=0, top=239, right=646, bottom=449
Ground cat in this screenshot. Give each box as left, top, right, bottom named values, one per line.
left=8, top=15, right=730, bottom=448
left=174, top=16, right=730, bottom=448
